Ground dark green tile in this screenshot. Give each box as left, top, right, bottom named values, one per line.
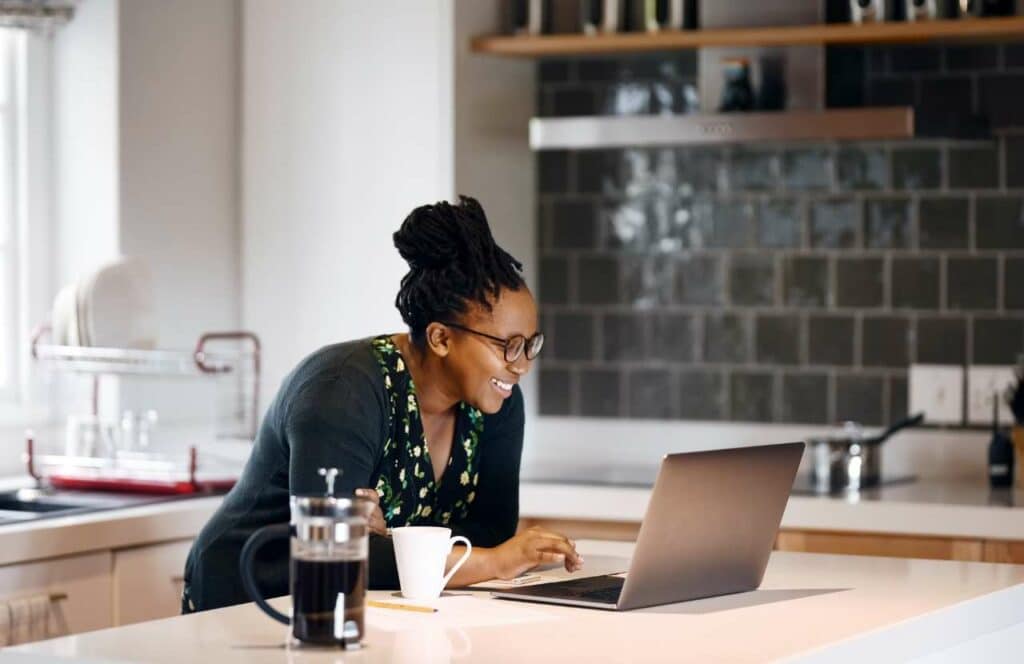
left=579, top=368, right=621, bottom=417
left=862, top=316, right=911, bottom=367
left=836, top=258, right=884, bottom=308
left=808, top=316, right=854, bottom=366
left=678, top=370, right=725, bottom=420
left=892, top=148, right=941, bottom=190
left=781, top=373, right=829, bottom=424
left=730, top=372, right=775, bottom=423
left=947, top=257, right=997, bottom=310
left=756, top=315, right=800, bottom=366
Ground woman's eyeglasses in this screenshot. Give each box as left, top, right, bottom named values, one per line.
left=442, top=322, right=544, bottom=363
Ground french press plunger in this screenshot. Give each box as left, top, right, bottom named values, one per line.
left=240, top=468, right=374, bottom=648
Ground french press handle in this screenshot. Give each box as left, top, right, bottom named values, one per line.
left=239, top=522, right=291, bottom=625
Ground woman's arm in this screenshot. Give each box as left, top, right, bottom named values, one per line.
left=445, top=526, right=583, bottom=586
left=284, top=368, right=403, bottom=587
left=448, top=384, right=525, bottom=547
left=445, top=386, right=581, bottom=584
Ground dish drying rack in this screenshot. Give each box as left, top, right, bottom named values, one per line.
left=23, top=436, right=238, bottom=494
left=26, top=328, right=261, bottom=494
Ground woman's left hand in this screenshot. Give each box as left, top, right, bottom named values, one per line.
left=355, top=488, right=388, bottom=536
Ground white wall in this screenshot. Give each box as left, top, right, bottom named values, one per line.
left=52, top=0, right=120, bottom=288
left=242, top=0, right=456, bottom=401
left=118, top=0, right=240, bottom=347
left=116, top=0, right=241, bottom=424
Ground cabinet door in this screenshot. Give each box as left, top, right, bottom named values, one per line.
left=983, top=540, right=1024, bottom=564
left=775, top=529, right=984, bottom=561
left=112, top=539, right=193, bottom=626
left=0, top=551, right=114, bottom=644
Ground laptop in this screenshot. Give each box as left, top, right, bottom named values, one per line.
left=492, top=442, right=804, bottom=611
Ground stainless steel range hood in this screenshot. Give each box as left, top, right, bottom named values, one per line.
left=530, top=0, right=920, bottom=150
left=529, top=107, right=914, bottom=150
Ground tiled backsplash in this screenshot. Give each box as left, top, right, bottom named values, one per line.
left=536, top=44, right=1024, bottom=426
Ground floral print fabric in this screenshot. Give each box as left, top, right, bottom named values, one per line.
left=370, top=335, right=482, bottom=527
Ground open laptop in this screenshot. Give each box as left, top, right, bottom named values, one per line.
left=492, top=442, right=804, bottom=611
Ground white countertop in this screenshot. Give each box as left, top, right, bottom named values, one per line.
left=0, top=475, right=1022, bottom=571
left=7, top=540, right=1024, bottom=663
left=520, top=480, right=1024, bottom=541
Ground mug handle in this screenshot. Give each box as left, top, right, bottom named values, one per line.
left=239, top=522, right=291, bottom=626
left=440, top=536, right=472, bottom=590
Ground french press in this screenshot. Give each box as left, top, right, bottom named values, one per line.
left=240, top=468, right=374, bottom=648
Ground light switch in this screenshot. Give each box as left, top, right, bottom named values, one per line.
left=966, top=366, right=1016, bottom=426
left=909, top=364, right=963, bottom=425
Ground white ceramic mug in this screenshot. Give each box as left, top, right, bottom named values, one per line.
left=391, top=526, right=472, bottom=601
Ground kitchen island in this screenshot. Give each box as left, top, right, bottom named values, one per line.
left=7, top=539, right=1024, bottom=663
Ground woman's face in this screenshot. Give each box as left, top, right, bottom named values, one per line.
left=442, top=287, right=539, bottom=415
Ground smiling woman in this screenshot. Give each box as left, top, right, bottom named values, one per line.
left=182, top=196, right=581, bottom=613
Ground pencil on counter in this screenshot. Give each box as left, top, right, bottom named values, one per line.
left=367, top=599, right=437, bottom=613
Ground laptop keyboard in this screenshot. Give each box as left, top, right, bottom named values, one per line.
left=514, top=575, right=625, bottom=604
left=578, top=583, right=624, bottom=603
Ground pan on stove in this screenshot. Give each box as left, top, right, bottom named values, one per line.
left=807, top=412, right=924, bottom=493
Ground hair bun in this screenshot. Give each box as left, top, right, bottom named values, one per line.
left=393, top=196, right=525, bottom=347
left=393, top=196, right=489, bottom=271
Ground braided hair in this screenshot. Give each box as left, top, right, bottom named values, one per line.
left=393, top=196, right=525, bottom=349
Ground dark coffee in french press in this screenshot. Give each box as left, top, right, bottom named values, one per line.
left=240, top=467, right=374, bottom=648
left=290, top=556, right=368, bottom=643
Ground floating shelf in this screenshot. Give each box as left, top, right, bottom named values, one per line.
left=472, top=16, right=1024, bottom=58
left=530, top=108, right=914, bottom=150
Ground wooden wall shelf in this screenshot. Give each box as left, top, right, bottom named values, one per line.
left=471, top=16, right=1024, bottom=58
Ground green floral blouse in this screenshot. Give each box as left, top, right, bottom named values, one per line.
left=370, top=335, right=482, bottom=528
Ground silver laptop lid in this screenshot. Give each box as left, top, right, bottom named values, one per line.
left=618, top=442, right=804, bottom=610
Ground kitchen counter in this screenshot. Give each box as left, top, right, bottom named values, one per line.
left=1, top=474, right=1023, bottom=570
left=520, top=478, right=1024, bottom=542
left=8, top=539, right=1024, bottom=663
left=0, top=478, right=223, bottom=567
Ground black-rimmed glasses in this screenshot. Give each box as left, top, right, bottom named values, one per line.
left=442, top=322, right=544, bottom=363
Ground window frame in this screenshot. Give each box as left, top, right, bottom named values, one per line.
left=0, top=29, right=18, bottom=402
left=0, top=28, right=53, bottom=425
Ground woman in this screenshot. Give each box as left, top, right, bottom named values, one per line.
left=183, top=196, right=582, bottom=612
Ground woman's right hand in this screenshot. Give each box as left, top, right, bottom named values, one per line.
left=488, top=525, right=584, bottom=580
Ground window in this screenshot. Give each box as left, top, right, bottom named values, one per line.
left=0, top=28, right=17, bottom=399
left=0, top=26, right=47, bottom=414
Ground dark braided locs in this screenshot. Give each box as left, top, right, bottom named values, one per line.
left=393, top=196, right=525, bottom=349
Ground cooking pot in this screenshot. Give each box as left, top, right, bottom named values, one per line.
left=807, top=413, right=924, bottom=492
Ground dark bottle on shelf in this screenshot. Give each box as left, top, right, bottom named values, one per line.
left=989, top=395, right=1014, bottom=489
left=507, top=0, right=553, bottom=36
left=718, top=58, right=755, bottom=112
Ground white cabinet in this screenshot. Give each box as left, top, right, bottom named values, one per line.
left=112, top=539, right=192, bottom=626
left=0, top=551, right=114, bottom=644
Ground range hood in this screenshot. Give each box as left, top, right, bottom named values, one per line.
left=529, top=1, right=929, bottom=150
left=529, top=107, right=914, bottom=150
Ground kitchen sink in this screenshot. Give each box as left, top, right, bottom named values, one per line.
left=0, top=489, right=105, bottom=523
left=0, top=488, right=183, bottom=527
left=0, top=497, right=90, bottom=513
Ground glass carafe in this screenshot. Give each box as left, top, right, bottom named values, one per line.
left=240, top=468, right=373, bottom=648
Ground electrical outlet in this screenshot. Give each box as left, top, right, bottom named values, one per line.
left=909, top=364, right=963, bottom=425
left=966, top=366, right=1016, bottom=426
